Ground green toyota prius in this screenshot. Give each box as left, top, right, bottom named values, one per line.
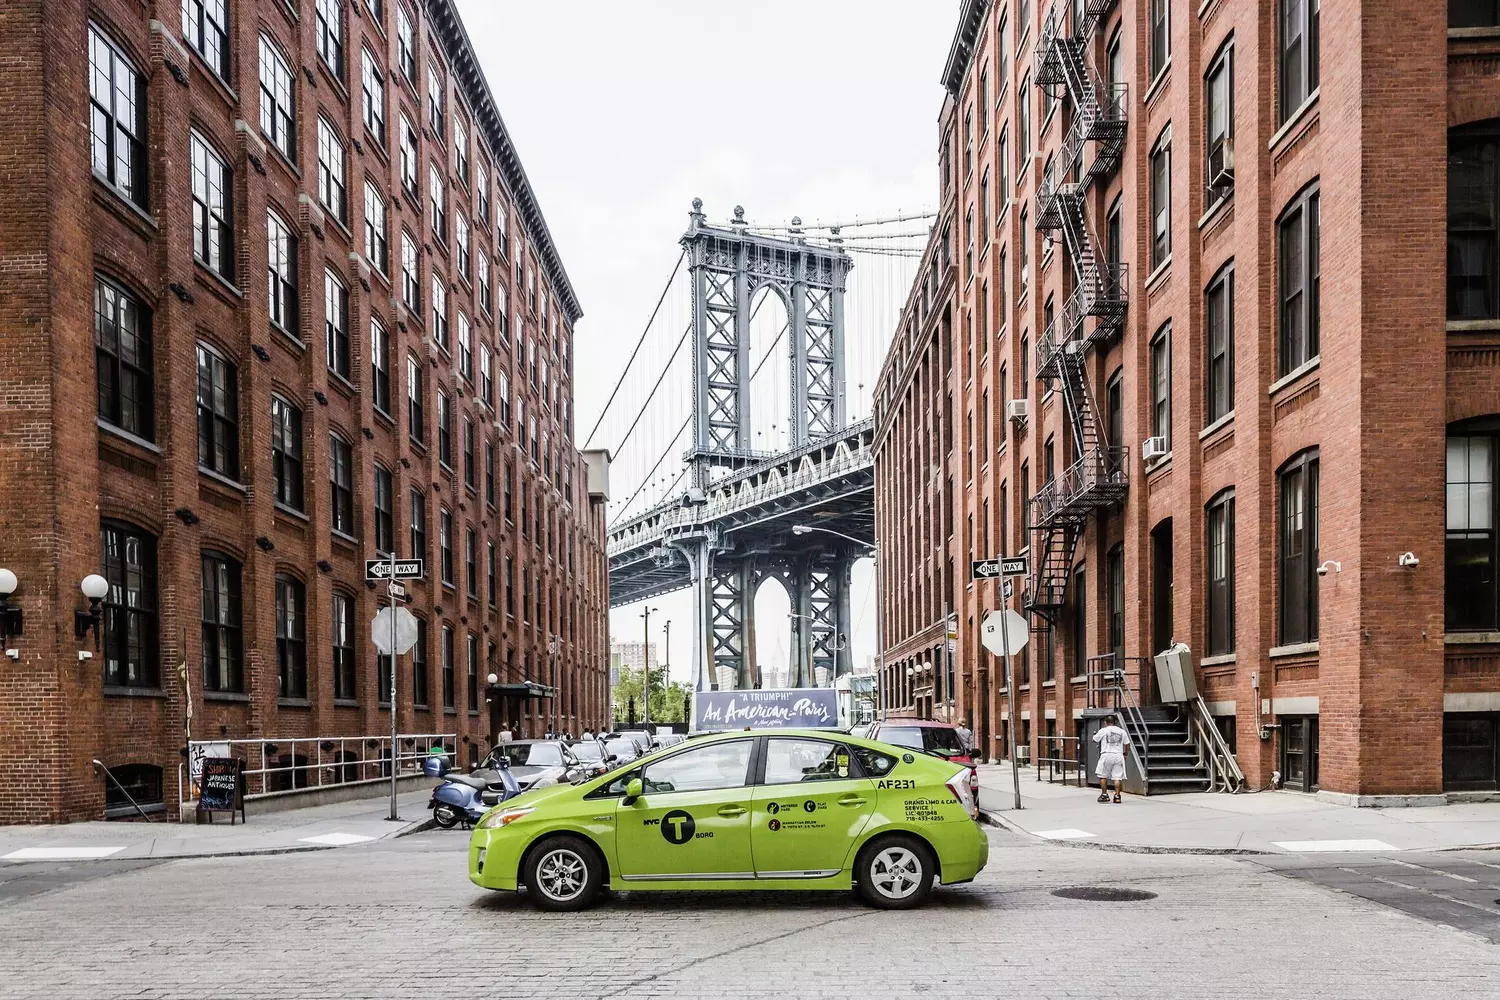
left=467, top=729, right=989, bottom=911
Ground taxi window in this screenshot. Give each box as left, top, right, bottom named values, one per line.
left=850, top=745, right=897, bottom=777
left=763, top=738, right=853, bottom=784
left=641, top=740, right=753, bottom=794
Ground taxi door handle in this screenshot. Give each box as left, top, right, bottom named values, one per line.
left=837, top=794, right=867, bottom=807
left=717, top=805, right=747, bottom=818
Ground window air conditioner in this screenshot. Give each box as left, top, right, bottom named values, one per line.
left=1208, top=138, right=1235, bottom=194
left=1006, top=399, right=1030, bottom=423
left=1141, top=436, right=1169, bottom=462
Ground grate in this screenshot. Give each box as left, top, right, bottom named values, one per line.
left=1051, top=886, right=1158, bottom=902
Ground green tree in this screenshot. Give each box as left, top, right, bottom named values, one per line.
left=612, top=665, right=688, bottom=724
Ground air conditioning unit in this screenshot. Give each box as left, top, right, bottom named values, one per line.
left=1208, top=138, right=1235, bottom=194
left=1006, top=399, right=1030, bottom=423
left=1141, top=436, right=1169, bottom=462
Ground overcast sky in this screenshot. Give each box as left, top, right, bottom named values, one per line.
left=458, top=0, right=956, bottom=684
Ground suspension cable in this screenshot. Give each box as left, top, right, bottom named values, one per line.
left=604, top=320, right=692, bottom=461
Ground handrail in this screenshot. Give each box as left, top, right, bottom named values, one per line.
left=1190, top=694, right=1245, bottom=792
left=1085, top=654, right=1153, bottom=782
left=177, top=732, right=456, bottom=806
left=94, top=759, right=156, bottom=822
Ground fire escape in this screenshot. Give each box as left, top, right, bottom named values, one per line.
left=1026, top=1, right=1129, bottom=622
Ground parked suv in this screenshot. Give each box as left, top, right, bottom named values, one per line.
left=865, top=718, right=980, bottom=800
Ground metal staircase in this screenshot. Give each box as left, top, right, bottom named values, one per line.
left=1025, top=1, right=1129, bottom=623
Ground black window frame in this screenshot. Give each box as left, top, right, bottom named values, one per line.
left=200, top=550, right=243, bottom=693
left=462, top=416, right=476, bottom=490
left=374, top=464, right=394, bottom=554
left=1207, top=490, right=1236, bottom=656
left=1453, top=2, right=1500, bottom=28
left=1278, top=182, right=1321, bottom=375
left=196, top=342, right=239, bottom=479
left=364, top=181, right=389, bottom=275
left=1150, top=324, right=1171, bottom=448
left=100, top=520, right=159, bottom=689
left=409, top=487, right=427, bottom=561
left=258, top=34, right=296, bottom=163
left=190, top=131, right=234, bottom=282
left=270, top=395, right=304, bottom=511
left=467, top=632, right=480, bottom=712
left=1277, top=449, right=1320, bottom=645
left=1278, top=0, right=1320, bottom=123
left=182, top=0, right=230, bottom=79
left=329, top=432, right=354, bottom=535
left=439, top=507, right=454, bottom=587
left=333, top=591, right=356, bottom=701
left=94, top=275, right=154, bottom=441
left=465, top=526, right=478, bottom=599
left=276, top=574, right=308, bottom=700
left=1205, top=263, right=1234, bottom=423
left=324, top=268, right=350, bottom=379
left=437, top=389, right=452, bottom=467
left=1449, top=122, right=1500, bottom=321
left=267, top=210, right=299, bottom=336
left=407, top=353, right=425, bottom=444
left=412, top=617, right=429, bottom=707
left=1150, top=130, right=1171, bottom=269
left=442, top=625, right=456, bottom=710
left=361, top=46, right=386, bottom=147
left=371, top=317, right=391, bottom=414
left=1205, top=38, right=1235, bottom=203
left=1149, top=0, right=1170, bottom=79
left=315, top=0, right=345, bottom=78
left=89, top=24, right=147, bottom=207
left=1446, top=421, right=1500, bottom=631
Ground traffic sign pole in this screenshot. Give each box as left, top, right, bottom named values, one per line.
left=1002, top=597, right=1022, bottom=811
left=388, top=549, right=399, bottom=822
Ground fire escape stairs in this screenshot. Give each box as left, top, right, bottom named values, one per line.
left=1025, top=2, right=1129, bottom=624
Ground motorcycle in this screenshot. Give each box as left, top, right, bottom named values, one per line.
left=425, top=754, right=521, bottom=829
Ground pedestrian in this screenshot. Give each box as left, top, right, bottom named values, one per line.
left=1092, top=719, right=1130, bottom=803
left=956, top=720, right=974, bottom=752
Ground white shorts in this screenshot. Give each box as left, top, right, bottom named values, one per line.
left=1096, top=752, right=1126, bottom=781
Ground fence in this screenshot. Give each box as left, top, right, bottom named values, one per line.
left=179, top=732, right=457, bottom=805
left=1035, top=735, right=1085, bottom=787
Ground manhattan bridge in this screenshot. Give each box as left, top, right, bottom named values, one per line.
left=589, top=200, right=927, bottom=692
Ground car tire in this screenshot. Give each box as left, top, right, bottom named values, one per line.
left=855, top=834, right=934, bottom=910
left=432, top=804, right=461, bottom=829
left=523, top=835, right=602, bottom=912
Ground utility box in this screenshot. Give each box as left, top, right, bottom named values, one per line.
left=1153, top=643, right=1198, bottom=703
left=583, top=449, right=612, bottom=503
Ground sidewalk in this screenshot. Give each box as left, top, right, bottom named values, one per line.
left=976, top=763, right=1500, bottom=854
left=0, top=789, right=438, bottom=862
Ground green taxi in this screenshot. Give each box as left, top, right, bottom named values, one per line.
left=467, top=729, right=988, bottom=910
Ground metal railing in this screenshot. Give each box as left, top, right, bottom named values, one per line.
left=178, top=732, right=456, bottom=806
left=1035, top=736, right=1085, bottom=787
left=1086, top=654, right=1153, bottom=778
left=1028, top=447, right=1129, bottom=527
left=1189, top=695, right=1246, bottom=793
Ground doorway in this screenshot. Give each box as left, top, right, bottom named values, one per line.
left=1281, top=716, right=1319, bottom=792
left=1443, top=713, right=1499, bottom=791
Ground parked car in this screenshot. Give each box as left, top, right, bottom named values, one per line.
left=602, top=736, right=644, bottom=766
left=479, top=740, right=588, bottom=792
left=611, top=729, right=656, bottom=752
left=566, top=739, right=613, bottom=779
left=864, top=718, right=980, bottom=801
left=656, top=732, right=686, bottom=749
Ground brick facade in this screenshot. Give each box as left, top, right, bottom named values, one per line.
left=874, top=0, right=1500, bottom=796
left=0, top=0, right=610, bottom=823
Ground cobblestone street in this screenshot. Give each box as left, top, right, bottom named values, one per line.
left=2, top=828, right=1497, bottom=999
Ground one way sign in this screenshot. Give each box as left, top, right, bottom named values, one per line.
left=971, top=557, right=1027, bottom=580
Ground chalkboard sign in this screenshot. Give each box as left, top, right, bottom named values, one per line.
left=198, top=757, right=244, bottom=824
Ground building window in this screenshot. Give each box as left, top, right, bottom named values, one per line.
left=467, top=633, right=480, bottom=712
left=361, top=47, right=386, bottom=146
left=100, top=524, right=159, bottom=689
left=315, top=0, right=344, bottom=77
left=1279, top=0, right=1319, bottom=122
left=324, top=269, right=350, bottom=379
left=407, top=354, right=425, bottom=443
left=401, top=231, right=420, bottom=311
left=499, top=369, right=511, bottom=426
left=95, top=276, right=153, bottom=441
left=478, top=249, right=492, bottom=314
left=199, top=551, right=241, bottom=692
left=182, top=0, right=229, bottom=78
left=1206, top=40, right=1234, bottom=202
left=410, top=488, right=427, bottom=560
left=267, top=211, right=298, bottom=335
left=364, top=181, right=388, bottom=274
left=437, top=389, right=452, bottom=467
left=333, top=592, right=355, bottom=701
left=1449, top=123, right=1500, bottom=320
left=458, top=313, right=472, bottom=381
left=399, top=114, right=418, bottom=199
left=196, top=343, right=238, bottom=478
left=504, top=460, right=514, bottom=520
left=1278, top=183, right=1321, bottom=374
left=1072, top=563, right=1088, bottom=677
left=1106, top=542, right=1125, bottom=661
left=497, top=282, right=510, bottom=343
left=1106, top=367, right=1123, bottom=448
left=431, top=276, right=448, bottom=348
left=371, top=318, right=390, bottom=415
left=1278, top=449, right=1319, bottom=645
left=455, top=214, right=471, bottom=280
left=484, top=440, right=496, bottom=506
left=1149, top=0, right=1170, bottom=78
left=486, top=542, right=496, bottom=608
left=271, top=396, right=304, bottom=510
left=317, top=119, right=347, bottom=223
left=276, top=575, right=307, bottom=699
left=374, top=465, right=394, bottom=553
left=89, top=24, right=146, bottom=206
left=1150, top=131, right=1171, bottom=269
left=1150, top=326, right=1170, bottom=448
left=1207, top=491, right=1236, bottom=655
left=430, top=164, right=447, bottom=241
left=442, top=626, right=456, bottom=709
left=397, top=2, right=416, bottom=82
left=454, top=117, right=470, bottom=185
left=463, top=417, right=476, bottom=490
left=1454, top=2, right=1500, bottom=27
left=1447, top=426, right=1500, bottom=630
left=439, top=508, right=454, bottom=586
left=412, top=618, right=429, bottom=706
left=190, top=132, right=233, bottom=282
left=329, top=433, right=354, bottom=534
left=428, top=66, right=445, bottom=137
left=480, top=345, right=493, bottom=407
left=465, top=527, right=478, bottom=599
left=105, top=763, right=163, bottom=817
left=1205, top=264, right=1234, bottom=423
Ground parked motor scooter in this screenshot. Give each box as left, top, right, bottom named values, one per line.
left=426, top=754, right=521, bottom=829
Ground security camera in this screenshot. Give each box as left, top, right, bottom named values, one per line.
left=1398, top=551, right=1420, bottom=568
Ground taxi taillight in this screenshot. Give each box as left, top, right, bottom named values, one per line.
left=946, top=769, right=979, bottom=821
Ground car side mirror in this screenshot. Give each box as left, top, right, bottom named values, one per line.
left=622, top=777, right=644, bottom=806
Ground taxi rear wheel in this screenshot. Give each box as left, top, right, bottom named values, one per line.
left=855, top=834, right=934, bottom=909
left=523, top=835, right=602, bottom=912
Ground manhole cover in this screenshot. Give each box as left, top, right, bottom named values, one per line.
left=1051, top=886, right=1158, bottom=902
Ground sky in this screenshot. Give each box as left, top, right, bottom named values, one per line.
left=458, top=0, right=957, bottom=684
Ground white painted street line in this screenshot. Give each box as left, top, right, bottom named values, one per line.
left=3, top=846, right=127, bottom=861
left=1383, top=858, right=1481, bottom=884
left=1034, top=828, right=1096, bottom=840
left=1352, top=871, right=1500, bottom=918
left=1273, top=839, right=1399, bottom=853
left=297, top=832, right=375, bottom=846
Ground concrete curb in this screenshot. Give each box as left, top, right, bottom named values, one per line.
left=978, top=810, right=1275, bottom=856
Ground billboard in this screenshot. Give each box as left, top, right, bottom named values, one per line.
left=692, top=687, right=839, bottom=731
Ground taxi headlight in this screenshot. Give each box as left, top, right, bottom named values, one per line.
left=478, top=805, right=536, bottom=830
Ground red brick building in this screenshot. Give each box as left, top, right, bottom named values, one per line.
left=0, top=0, right=610, bottom=823
left=874, top=0, right=1500, bottom=797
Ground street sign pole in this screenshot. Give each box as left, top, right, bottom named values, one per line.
left=1001, top=591, right=1022, bottom=811
left=388, top=548, right=399, bottom=822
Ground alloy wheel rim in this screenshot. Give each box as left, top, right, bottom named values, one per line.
left=536, top=849, right=587, bottom=901
left=870, top=847, right=921, bottom=899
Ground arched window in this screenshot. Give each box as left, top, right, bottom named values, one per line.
left=1206, top=490, right=1236, bottom=655
left=100, top=520, right=159, bottom=688
left=1278, top=450, right=1320, bottom=644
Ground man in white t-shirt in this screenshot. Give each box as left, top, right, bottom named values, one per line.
left=1092, top=720, right=1131, bottom=803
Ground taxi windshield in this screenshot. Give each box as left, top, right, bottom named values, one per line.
left=880, top=726, right=965, bottom=756
left=606, top=739, right=637, bottom=758
left=495, top=743, right=564, bottom=767
left=570, top=742, right=603, bottom=760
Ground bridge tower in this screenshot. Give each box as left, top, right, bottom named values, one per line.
left=676, top=200, right=859, bottom=692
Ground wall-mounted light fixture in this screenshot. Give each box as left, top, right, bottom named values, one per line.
left=74, top=574, right=108, bottom=643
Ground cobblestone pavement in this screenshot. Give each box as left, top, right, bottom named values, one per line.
left=2, top=828, right=1497, bottom=999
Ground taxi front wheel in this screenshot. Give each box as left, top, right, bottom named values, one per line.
left=523, top=835, right=603, bottom=911
left=855, top=834, right=935, bottom=910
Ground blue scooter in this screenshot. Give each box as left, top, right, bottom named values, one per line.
left=426, top=754, right=521, bottom=829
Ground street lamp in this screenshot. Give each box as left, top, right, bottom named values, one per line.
left=0, top=568, right=20, bottom=652
left=75, top=573, right=109, bottom=646
left=791, top=525, right=881, bottom=715
left=640, top=606, right=657, bottom=735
